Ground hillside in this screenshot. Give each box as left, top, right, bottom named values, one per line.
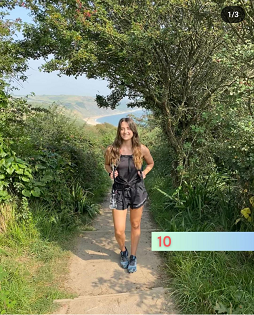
left=13, top=95, right=140, bottom=119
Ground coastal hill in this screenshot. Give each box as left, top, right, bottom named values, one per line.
left=13, top=94, right=140, bottom=120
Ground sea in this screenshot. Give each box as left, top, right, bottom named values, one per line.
left=96, top=109, right=150, bottom=127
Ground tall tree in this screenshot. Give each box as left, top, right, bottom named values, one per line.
left=0, top=7, right=28, bottom=93
left=0, top=6, right=30, bottom=140
left=10, top=0, right=253, bottom=183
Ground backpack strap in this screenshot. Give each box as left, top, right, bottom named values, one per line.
left=137, top=164, right=144, bottom=180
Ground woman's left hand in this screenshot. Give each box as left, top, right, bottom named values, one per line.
left=138, top=171, right=146, bottom=179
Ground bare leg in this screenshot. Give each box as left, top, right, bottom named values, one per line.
left=130, top=205, right=144, bottom=256
left=112, top=208, right=127, bottom=252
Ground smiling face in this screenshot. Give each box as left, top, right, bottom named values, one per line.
left=112, top=118, right=142, bottom=168
left=120, top=121, right=134, bottom=141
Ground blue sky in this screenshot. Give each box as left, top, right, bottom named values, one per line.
left=6, top=6, right=110, bottom=97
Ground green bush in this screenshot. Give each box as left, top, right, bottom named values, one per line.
left=0, top=138, right=39, bottom=202
left=143, top=115, right=254, bottom=314
left=0, top=95, right=111, bottom=313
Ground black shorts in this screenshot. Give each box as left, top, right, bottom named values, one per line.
left=113, top=181, right=148, bottom=210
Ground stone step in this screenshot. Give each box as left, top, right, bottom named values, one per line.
left=54, top=287, right=174, bottom=314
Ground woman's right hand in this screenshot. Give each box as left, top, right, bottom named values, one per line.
left=110, top=170, right=118, bottom=179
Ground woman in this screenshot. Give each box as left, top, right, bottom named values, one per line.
left=104, top=117, right=154, bottom=273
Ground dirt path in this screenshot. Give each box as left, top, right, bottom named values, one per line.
left=53, top=192, right=177, bottom=314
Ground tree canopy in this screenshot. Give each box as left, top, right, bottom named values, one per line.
left=3, top=0, right=254, bottom=182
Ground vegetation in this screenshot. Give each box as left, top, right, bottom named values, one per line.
left=138, top=114, right=254, bottom=314
left=15, top=0, right=254, bottom=184
left=1, top=0, right=254, bottom=314
left=0, top=92, right=116, bottom=313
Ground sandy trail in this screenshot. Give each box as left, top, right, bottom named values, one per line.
left=53, top=192, right=177, bottom=314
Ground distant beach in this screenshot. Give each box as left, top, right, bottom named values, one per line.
left=84, top=115, right=105, bottom=125
left=84, top=109, right=144, bottom=126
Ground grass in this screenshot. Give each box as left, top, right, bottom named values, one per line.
left=165, top=251, right=254, bottom=314
left=0, top=247, right=75, bottom=314
left=145, top=168, right=254, bottom=314
left=0, top=201, right=82, bottom=314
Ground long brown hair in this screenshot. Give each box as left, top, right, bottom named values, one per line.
left=106, top=117, right=143, bottom=169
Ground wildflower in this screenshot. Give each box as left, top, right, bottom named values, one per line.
left=249, top=196, right=254, bottom=207
left=241, top=207, right=251, bottom=220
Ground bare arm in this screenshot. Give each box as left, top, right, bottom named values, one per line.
left=142, top=145, right=154, bottom=176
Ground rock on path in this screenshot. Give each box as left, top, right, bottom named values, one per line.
left=53, top=192, right=177, bottom=314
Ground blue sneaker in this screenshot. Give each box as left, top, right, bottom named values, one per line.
left=128, top=255, right=137, bottom=273
left=120, top=247, right=129, bottom=269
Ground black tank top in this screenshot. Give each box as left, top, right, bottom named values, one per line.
left=115, top=155, right=141, bottom=186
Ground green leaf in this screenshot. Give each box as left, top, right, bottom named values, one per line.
left=234, top=218, right=241, bottom=224
left=214, top=302, right=229, bottom=314
left=31, top=187, right=41, bottom=197
left=0, top=190, right=9, bottom=197
left=0, top=174, right=5, bottom=179
left=22, top=189, right=31, bottom=197
left=0, top=152, right=7, bottom=158
left=21, top=176, right=30, bottom=182
left=17, top=163, right=27, bottom=169
left=15, top=169, right=24, bottom=175
left=6, top=167, right=14, bottom=174
left=33, top=181, right=45, bottom=187
left=0, top=181, right=8, bottom=188
left=35, top=164, right=46, bottom=170
left=5, top=157, right=14, bottom=164
left=41, top=175, right=54, bottom=182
